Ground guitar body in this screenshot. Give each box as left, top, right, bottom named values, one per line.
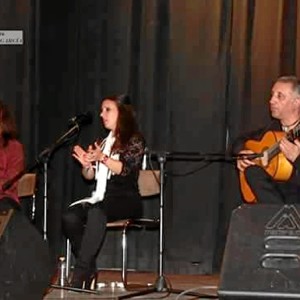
left=239, top=131, right=293, bottom=203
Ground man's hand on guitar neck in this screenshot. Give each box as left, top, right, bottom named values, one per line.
left=279, top=137, right=300, bottom=163
left=236, top=149, right=256, bottom=172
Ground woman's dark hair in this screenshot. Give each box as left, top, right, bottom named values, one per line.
left=0, top=100, right=17, bottom=147
left=102, top=94, right=140, bottom=151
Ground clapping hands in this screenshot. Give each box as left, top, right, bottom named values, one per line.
left=72, top=142, right=106, bottom=167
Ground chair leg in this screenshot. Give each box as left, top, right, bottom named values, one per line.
left=121, top=226, right=128, bottom=286
left=31, top=194, right=36, bottom=221
left=66, top=238, right=72, bottom=279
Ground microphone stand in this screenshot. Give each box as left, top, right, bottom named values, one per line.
left=42, top=155, right=49, bottom=241
left=2, top=123, right=81, bottom=241
left=118, top=150, right=223, bottom=299
left=153, top=152, right=168, bottom=291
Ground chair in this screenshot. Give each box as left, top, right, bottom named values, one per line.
left=17, top=173, right=37, bottom=220
left=17, top=173, right=37, bottom=198
left=65, top=170, right=160, bottom=286
left=0, top=173, right=37, bottom=239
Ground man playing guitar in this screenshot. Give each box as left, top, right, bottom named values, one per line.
left=234, top=76, right=300, bottom=204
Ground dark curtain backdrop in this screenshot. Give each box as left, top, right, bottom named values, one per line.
left=0, top=0, right=300, bottom=275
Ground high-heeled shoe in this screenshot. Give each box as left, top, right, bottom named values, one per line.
left=84, top=271, right=97, bottom=290
left=70, top=268, right=97, bottom=290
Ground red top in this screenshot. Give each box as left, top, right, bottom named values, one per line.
left=0, top=139, right=25, bottom=203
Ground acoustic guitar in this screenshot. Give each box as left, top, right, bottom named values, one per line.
left=239, top=123, right=300, bottom=203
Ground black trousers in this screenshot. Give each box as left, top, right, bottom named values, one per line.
left=244, top=166, right=300, bottom=204
left=62, top=203, right=106, bottom=271
left=62, top=193, right=142, bottom=272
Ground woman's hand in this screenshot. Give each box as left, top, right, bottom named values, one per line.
left=72, top=145, right=92, bottom=168
left=86, top=142, right=107, bottom=162
left=236, top=149, right=256, bottom=172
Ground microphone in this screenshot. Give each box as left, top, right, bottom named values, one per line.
left=69, top=111, right=93, bottom=126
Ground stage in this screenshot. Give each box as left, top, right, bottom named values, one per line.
left=44, top=270, right=219, bottom=299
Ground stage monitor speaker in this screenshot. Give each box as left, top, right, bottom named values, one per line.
left=0, top=207, right=53, bottom=300
left=218, top=204, right=300, bottom=300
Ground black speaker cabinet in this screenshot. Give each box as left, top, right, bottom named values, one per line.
left=0, top=207, right=53, bottom=300
left=218, top=204, right=300, bottom=300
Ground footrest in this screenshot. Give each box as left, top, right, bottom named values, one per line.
left=50, top=284, right=100, bottom=294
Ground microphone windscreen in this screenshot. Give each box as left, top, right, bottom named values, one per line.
left=79, top=111, right=93, bottom=125
left=69, top=112, right=93, bottom=126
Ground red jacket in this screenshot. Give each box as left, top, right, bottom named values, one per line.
left=0, top=139, right=25, bottom=203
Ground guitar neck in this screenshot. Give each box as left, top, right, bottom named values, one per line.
left=267, top=142, right=280, bottom=160
left=267, top=123, right=300, bottom=160
left=287, top=122, right=300, bottom=141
